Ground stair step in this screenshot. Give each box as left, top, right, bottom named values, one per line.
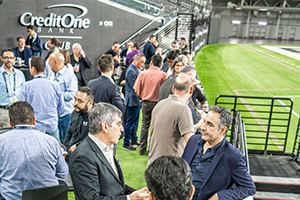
left=254, top=191, right=300, bottom=200
left=252, top=175, right=300, bottom=193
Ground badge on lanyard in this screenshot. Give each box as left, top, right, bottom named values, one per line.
left=9, top=95, right=18, bottom=104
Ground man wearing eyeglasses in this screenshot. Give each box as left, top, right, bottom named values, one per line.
left=0, top=49, right=25, bottom=128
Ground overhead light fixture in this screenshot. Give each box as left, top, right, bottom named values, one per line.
left=236, top=7, right=242, bottom=10
left=232, top=20, right=241, bottom=24
left=258, top=21, right=267, bottom=25
left=260, top=8, right=268, bottom=11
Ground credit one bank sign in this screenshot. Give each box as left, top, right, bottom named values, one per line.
left=20, top=4, right=90, bottom=29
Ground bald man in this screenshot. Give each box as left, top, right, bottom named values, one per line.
left=70, top=43, right=91, bottom=87
left=147, top=74, right=195, bottom=166
left=49, top=52, right=78, bottom=143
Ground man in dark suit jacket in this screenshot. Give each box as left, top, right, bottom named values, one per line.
left=182, top=106, right=256, bottom=200
left=12, top=35, right=32, bottom=66
left=25, top=25, right=43, bottom=57
left=71, top=43, right=92, bottom=87
left=69, top=103, right=149, bottom=200
left=88, top=54, right=125, bottom=113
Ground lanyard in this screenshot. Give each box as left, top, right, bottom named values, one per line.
left=2, top=72, right=16, bottom=95
left=14, top=125, right=34, bottom=129
left=34, top=75, right=46, bottom=79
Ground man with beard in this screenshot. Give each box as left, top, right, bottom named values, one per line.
left=63, top=86, right=94, bottom=155
left=0, top=49, right=25, bottom=128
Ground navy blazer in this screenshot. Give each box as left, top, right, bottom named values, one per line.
left=25, top=34, right=43, bottom=57
left=70, top=137, right=135, bottom=200
left=12, top=47, right=32, bottom=66
left=125, top=64, right=141, bottom=107
left=182, top=135, right=256, bottom=200
left=70, top=54, right=91, bottom=86
left=88, top=75, right=125, bottom=113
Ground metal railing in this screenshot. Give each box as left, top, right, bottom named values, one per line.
left=292, top=118, right=300, bottom=165
left=216, top=95, right=293, bottom=155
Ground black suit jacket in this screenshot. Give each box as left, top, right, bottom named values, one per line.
left=70, top=137, right=135, bottom=200
left=70, top=54, right=92, bottom=86
left=88, top=75, right=125, bottom=113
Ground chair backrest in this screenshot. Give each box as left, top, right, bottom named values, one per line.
left=22, top=184, right=68, bottom=200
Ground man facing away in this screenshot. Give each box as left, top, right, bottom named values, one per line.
left=25, top=25, right=43, bottom=57
left=0, top=49, right=25, bottom=128
left=147, top=74, right=195, bottom=166
left=145, top=155, right=195, bottom=200
left=48, top=52, right=78, bottom=143
left=88, top=54, right=125, bottom=113
left=143, top=34, right=156, bottom=69
left=70, top=103, right=149, bottom=200
left=0, top=101, right=68, bottom=200
left=64, top=86, right=94, bottom=155
left=182, top=105, right=256, bottom=200
left=123, top=53, right=146, bottom=151
left=133, top=54, right=167, bottom=155
left=12, top=35, right=32, bottom=66
left=19, top=56, right=65, bottom=142
left=70, top=43, right=92, bottom=87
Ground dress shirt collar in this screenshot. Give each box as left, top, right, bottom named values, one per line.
left=54, top=66, right=67, bottom=78
left=131, top=63, right=140, bottom=73
left=0, top=65, right=16, bottom=75
left=88, top=133, right=114, bottom=152
left=14, top=124, right=34, bottom=129
left=101, top=74, right=114, bottom=84
left=198, top=136, right=225, bottom=151
left=34, top=74, right=46, bottom=79
left=148, top=66, right=160, bottom=71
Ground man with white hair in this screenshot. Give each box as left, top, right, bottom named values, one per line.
left=70, top=43, right=92, bottom=87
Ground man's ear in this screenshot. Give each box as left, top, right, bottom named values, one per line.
left=149, top=191, right=155, bottom=200
left=9, top=119, right=14, bottom=128
left=88, top=101, right=94, bottom=110
left=101, top=122, right=109, bottom=134
left=33, top=116, right=36, bottom=126
left=220, top=126, right=227, bottom=136
left=111, top=65, right=114, bottom=72
left=172, top=85, right=175, bottom=94
left=189, top=86, right=193, bottom=95
left=189, top=185, right=195, bottom=200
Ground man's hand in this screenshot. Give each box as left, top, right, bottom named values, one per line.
left=25, top=45, right=31, bottom=48
left=69, top=144, right=77, bottom=154
left=73, top=66, right=80, bottom=72
left=129, top=187, right=149, bottom=200
left=209, top=194, right=218, bottom=200
left=80, top=49, right=86, bottom=58
left=120, top=91, right=124, bottom=99
left=63, top=153, right=68, bottom=163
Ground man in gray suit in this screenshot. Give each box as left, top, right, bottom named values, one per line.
left=70, top=103, right=149, bottom=200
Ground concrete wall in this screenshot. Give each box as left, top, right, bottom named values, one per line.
left=216, top=9, right=300, bottom=40
left=0, top=0, right=161, bottom=79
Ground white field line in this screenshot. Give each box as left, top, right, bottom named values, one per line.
left=276, top=99, right=300, bottom=118
left=244, top=44, right=300, bottom=70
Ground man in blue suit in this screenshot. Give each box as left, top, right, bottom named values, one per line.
left=88, top=54, right=125, bottom=113
left=25, top=25, right=43, bottom=57
left=12, top=35, right=32, bottom=66
left=182, top=105, right=256, bottom=200
left=123, top=53, right=145, bottom=151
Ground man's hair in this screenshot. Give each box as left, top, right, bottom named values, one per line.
left=1, top=49, right=14, bottom=56
left=17, top=35, right=25, bottom=41
left=167, top=50, right=179, bottom=60
left=181, top=51, right=190, bottom=56
left=60, top=49, right=71, bottom=65
left=174, top=74, right=192, bottom=93
left=89, top=103, right=122, bottom=135
left=72, top=43, right=81, bottom=50
left=49, top=38, right=61, bottom=47
left=133, top=43, right=139, bottom=50
left=151, top=54, right=162, bottom=67
left=78, top=86, right=95, bottom=102
left=133, top=53, right=145, bottom=61
left=112, top=41, right=119, bottom=46
left=30, top=56, right=45, bottom=72
left=9, top=101, right=34, bottom=126
left=145, top=155, right=192, bottom=200
left=209, top=105, right=233, bottom=134
left=27, top=25, right=34, bottom=30
left=98, top=54, right=114, bottom=72
left=172, top=40, right=178, bottom=45
left=149, top=34, right=155, bottom=40
left=180, top=65, right=196, bottom=74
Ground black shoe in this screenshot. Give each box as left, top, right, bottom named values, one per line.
left=122, top=145, right=137, bottom=151
left=139, top=150, right=147, bottom=156
left=131, top=141, right=141, bottom=147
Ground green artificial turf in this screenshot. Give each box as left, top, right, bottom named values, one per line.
left=194, top=43, right=300, bottom=152
left=68, top=43, right=300, bottom=199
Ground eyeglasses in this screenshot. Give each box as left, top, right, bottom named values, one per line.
left=2, top=57, right=15, bottom=60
